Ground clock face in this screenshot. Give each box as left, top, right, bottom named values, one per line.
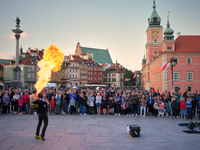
left=153, top=32, right=158, bottom=38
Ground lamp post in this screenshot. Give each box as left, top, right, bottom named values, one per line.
left=170, top=57, right=176, bottom=93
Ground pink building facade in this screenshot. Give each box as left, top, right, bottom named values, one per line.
left=141, top=0, right=200, bottom=94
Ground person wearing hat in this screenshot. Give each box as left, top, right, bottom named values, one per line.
left=31, top=90, right=49, bottom=141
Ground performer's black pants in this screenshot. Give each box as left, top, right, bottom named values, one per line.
left=36, top=113, right=48, bottom=138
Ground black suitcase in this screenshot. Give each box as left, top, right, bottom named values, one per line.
left=129, top=125, right=141, bottom=137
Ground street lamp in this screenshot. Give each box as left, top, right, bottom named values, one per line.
left=170, top=57, right=176, bottom=93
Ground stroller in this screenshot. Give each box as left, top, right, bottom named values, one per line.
left=158, top=102, right=165, bottom=117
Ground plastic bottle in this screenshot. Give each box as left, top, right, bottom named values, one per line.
left=126, top=124, right=130, bottom=133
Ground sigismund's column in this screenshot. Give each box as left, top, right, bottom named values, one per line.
left=12, top=17, right=23, bottom=87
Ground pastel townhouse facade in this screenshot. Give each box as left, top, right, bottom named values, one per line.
left=141, top=0, right=200, bottom=94
left=3, top=47, right=43, bottom=88
left=103, top=62, right=125, bottom=87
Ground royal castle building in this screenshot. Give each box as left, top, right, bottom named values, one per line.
left=141, top=0, right=200, bottom=94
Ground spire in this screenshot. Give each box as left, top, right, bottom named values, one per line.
left=153, top=0, right=156, bottom=10
left=142, top=54, right=146, bottom=64
left=148, top=0, right=162, bottom=27
left=20, top=44, right=23, bottom=54
left=164, top=14, right=174, bottom=40
left=167, top=15, right=170, bottom=28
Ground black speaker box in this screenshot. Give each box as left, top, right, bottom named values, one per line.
left=129, top=125, right=141, bottom=137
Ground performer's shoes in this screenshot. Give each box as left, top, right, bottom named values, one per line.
left=35, top=135, right=39, bottom=139
left=39, top=136, right=45, bottom=141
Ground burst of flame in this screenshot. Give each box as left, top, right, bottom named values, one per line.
left=35, top=44, right=64, bottom=93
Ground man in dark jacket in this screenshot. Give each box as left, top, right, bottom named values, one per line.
left=31, top=90, right=49, bottom=141
left=171, top=96, right=178, bottom=119
left=131, top=91, right=138, bottom=116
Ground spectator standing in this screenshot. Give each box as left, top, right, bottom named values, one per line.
left=78, top=92, right=87, bottom=115
left=131, top=91, right=138, bottom=116
left=2, top=91, right=10, bottom=114
left=171, top=96, right=178, bottom=119
left=95, top=92, right=102, bottom=115
left=18, top=95, right=23, bottom=114
left=186, top=96, right=193, bottom=120
left=140, top=95, right=147, bottom=117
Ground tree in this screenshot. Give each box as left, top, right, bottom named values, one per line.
left=123, top=69, right=136, bottom=87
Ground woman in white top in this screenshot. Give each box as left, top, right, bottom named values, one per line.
left=95, top=92, right=102, bottom=115
left=13, top=91, right=19, bottom=114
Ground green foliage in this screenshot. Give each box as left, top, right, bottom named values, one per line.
left=123, top=69, right=136, bottom=87
left=0, top=77, right=3, bottom=80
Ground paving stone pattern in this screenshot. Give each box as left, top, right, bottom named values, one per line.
left=0, top=114, right=200, bottom=150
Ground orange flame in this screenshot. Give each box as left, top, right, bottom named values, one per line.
left=35, top=44, right=64, bottom=93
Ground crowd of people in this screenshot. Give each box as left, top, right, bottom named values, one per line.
left=0, top=87, right=200, bottom=120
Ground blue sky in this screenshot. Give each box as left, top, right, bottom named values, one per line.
left=0, top=0, right=200, bottom=70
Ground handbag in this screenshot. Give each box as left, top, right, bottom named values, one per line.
left=96, top=102, right=100, bottom=107
left=87, top=101, right=90, bottom=106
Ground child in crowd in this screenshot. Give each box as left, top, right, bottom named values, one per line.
left=18, top=95, right=23, bottom=115
left=186, top=96, right=192, bottom=120
left=121, top=98, right=126, bottom=115
left=69, top=94, right=76, bottom=115
left=158, top=101, right=165, bottom=117
left=50, top=96, right=56, bottom=115
left=153, top=100, right=159, bottom=116
left=171, top=96, right=178, bottom=119
left=180, top=97, right=186, bottom=118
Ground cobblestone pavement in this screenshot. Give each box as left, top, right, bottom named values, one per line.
left=0, top=114, right=200, bottom=150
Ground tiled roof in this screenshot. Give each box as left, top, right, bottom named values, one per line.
left=135, top=70, right=140, bottom=74
left=81, top=47, right=113, bottom=64
left=0, top=59, right=12, bottom=64
left=4, top=56, right=34, bottom=66
left=107, top=63, right=126, bottom=72
left=175, top=35, right=200, bottom=53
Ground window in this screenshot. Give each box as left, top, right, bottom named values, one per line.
left=94, top=72, right=96, bottom=75
left=187, top=58, right=192, bottom=64
left=27, top=73, right=30, bottom=78
left=187, top=73, right=193, bottom=81
left=91, top=72, right=92, bottom=75
left=28, top=67, right=30, bottom=71
left=154, top=39, right=157, bottom=42
left=104, top=74, right=107, bottom=77
left=88, top=77, right=90, bottom=80
left=73, top=75, right=74, bottom=78
left=188, top=86, right=192, bottom=92
left=112, top=74, right=116, bottom=77
left=104, top=78, right=107, bottom=82
left=112, top=78, right=116, bottom=82
left=32, top=67, right=34, bottom=71
left=56, top=76, right=58, bottom=80
left=95, top=77, right=96, bottom=80
left=91, top=77, right=92, bottom=80
left=53, top=76, right=55, bottom=80
left=173, top=73, right=179, bottom=81
left=31, top=74, right=35, bottom=78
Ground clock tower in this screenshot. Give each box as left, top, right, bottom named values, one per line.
left=146, top=0, right=163, bottom=63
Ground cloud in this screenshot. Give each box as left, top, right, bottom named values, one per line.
left=9, top=32, right=32, bottom=40
left=0, top=52, right=15, bottom=59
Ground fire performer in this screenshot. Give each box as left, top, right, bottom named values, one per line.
left=31, top=90, right=49, bottom=141
left=32, top=44, right=64, bottom=141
